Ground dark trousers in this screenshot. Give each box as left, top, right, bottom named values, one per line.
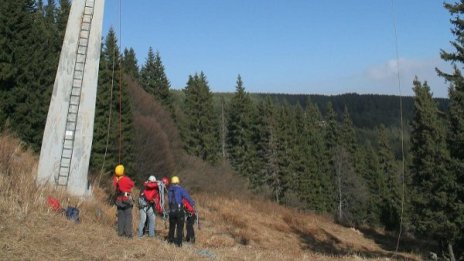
left=117, top=206, right=133, bottom=237
left=168, top=209, right=185, bottom=246
left=185, top=214, right=196, bottom=243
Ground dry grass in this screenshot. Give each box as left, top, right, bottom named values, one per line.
left=0, top=132, right=422, bottom=260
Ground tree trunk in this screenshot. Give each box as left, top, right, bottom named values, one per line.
left=448, top=242, right=456, bottom=261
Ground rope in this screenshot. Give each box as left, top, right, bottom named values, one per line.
left=390, top=0, right=406, bottom=255
left=96, top=3, right=118, bottom=186
left=118, top=0, right=123, bottom=163
left=157, top=181, right=168, bottom=219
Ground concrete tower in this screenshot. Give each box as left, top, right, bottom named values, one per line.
left=37, top=0, right=105, bottom=196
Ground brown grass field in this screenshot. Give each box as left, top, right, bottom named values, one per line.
left=0, top=132, right=423, bottom=260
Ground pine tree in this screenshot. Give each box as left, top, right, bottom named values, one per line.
left=435, top=2, right=464, bottom=257
left=0, top=0, right=25, bottom=128
left=91, top=28, right=135, bottom=177
left=340, top=106, right=357, bottom=154
left=410, top=78, right=459, bottom=259
left=324, top=101, right=340, bottom=214
left=290, top=103, right=308, bottom=199
left=324, top=102, right=339, bottom=151
left=122, top=47, right=139, bottom=80
left=377, top=125, right=401, bottom=230
left=180, top=72, right=219, bottom=163
left=0, top=0, right=60, bottom=149
left=296, top=102, right=332, bottom=211
left=140, top=47, right=173, bottom=113
left=309, top=103, right=334, bottom=212
left=363, top=143, right=383, bottom=225
left=57, top=0, right=70, bottom=41
left=226, top=75, right=254, bottom=176
left=270, top=105, right=293, bottom=203
left=252, top=96, right=276, bottom=189
left=335, top=106, right=368, bottom=225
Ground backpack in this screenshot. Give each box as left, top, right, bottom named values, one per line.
left=182, top=198, right=195, bottom=215
left=65, top=206, right=80, bottom=223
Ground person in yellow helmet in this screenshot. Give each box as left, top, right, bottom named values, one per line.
left=167, top=176, right=195, bottom=247
left=112, top=164, right=135, bottom=238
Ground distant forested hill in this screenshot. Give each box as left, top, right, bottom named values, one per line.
left=208, top=92, right=449, bottom=129
left=260, top=93, right=448, bottom=129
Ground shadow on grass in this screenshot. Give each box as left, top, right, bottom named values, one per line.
left=289, top=224, right=418, bottom=260
left=358, top=227, right=435, bottom=258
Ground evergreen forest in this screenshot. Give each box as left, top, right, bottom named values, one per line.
left=1, top=0, right=463, bottom=259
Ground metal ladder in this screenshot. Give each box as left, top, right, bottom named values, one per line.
left=56, top=0, right=95, bottom=187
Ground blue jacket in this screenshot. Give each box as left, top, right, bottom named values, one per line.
left=168, top=184, right=194, bottom=209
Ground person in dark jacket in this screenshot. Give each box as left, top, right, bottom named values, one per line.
left=167, top=176, right=194, bottom=247
left=113, top=164, right=135, bottom=238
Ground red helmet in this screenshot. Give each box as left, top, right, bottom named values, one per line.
left=162, top=177, right=169, bottom=186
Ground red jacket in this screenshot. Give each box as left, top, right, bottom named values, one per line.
left=113, top=175, right=134, bottom=201
left=143, top=181, right=159, bottom=202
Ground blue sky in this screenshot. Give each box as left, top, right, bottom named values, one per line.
left=103, top=1, right=454, bottom=97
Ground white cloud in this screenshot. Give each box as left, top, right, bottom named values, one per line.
left=363, top=57, right=452, bottom=97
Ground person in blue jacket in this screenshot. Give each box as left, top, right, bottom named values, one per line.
left=167, top=175, right=194, bottom=247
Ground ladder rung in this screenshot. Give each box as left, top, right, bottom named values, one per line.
left=73, top=79, right=82, bottom=86
left=62, top=145, right=73, bottom=151
left=67, top=114, right=78, bottom=121
left=76, top=53, right=86, bottom=62
left=65, top=112, right=77, bottom=118
left=78, top=38, right=89, bottom=46
left=79, top=31, right=89, bottom=40
left=71, top=89, right=81, bottom=96
left=64, top=135, right=74, bottom=141
left=60, top=160, right=70, bottom=165
left=83, top=16, right=92, bottom=23
left=66, top=123, right=76, bottom=130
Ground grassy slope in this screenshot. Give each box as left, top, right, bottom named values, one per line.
left=0, top=133, right=421, bottom=261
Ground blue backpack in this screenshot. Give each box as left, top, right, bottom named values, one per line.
left=65, top=206, right=80, bottom=223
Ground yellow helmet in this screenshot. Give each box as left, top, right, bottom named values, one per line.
left=171, top=176, right=180, bottom=184
left=115, top=164, right=125, bottom=177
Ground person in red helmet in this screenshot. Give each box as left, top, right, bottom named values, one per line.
left=113, top=164, right=135, bottom=238
left=162, top=177, right=170, bottom=187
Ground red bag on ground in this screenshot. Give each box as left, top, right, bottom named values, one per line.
left=47, top=196, right=62, bottom=212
